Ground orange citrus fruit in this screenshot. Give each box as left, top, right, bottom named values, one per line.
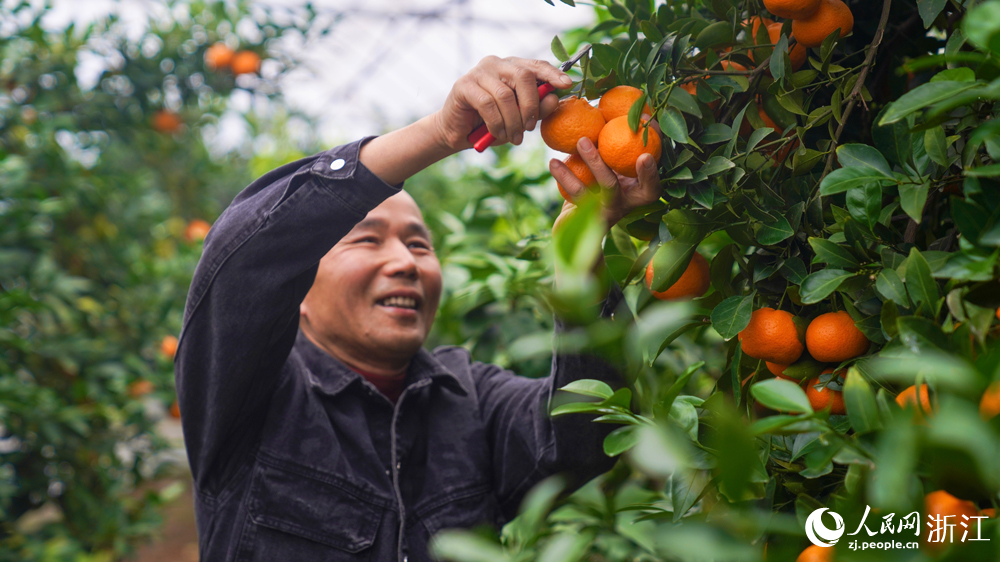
left=160, top=335, right=178, bottom=359
left=744, top=16, right=775, bottom=41
left=740, top=104, right=781, bottom=137
left=556, top=154, right=598, bottom=203
left=805, top=369, right=846, bottom=414
left=982, top=508, right=996, bottom=517
left=540, top=96, right=606, bottom=155
left=764, top=0, right=821, bottom=19
left=738, top=307, right=805, bottom=364
left=205, top=43, right=235, bottom=70
left=923, top=491, right=979, bottom=551
left=896, top=384, right=934, bottom=419
left=805, top=311, right=869, bottom=363
left=792, top=0, right=854, bottom=48
left=127, top=379, right=155, bottom=398
left=597, top=85, right=652, bottom=122
left=185, top=219, right=211, bottom=242
left=152, top=110, right=182, bottom=133
left=230, top=50, right=262, bottom=75
left=169, top=401, right=182, bottom=419
left=718, top=60, right=748, bottom=73
left=979, top=381, right=1000, bottom=420
left=645, top=252, right=711, bottom=300
left=750, top=23, right=808, bottom=72
left=996, top=306, right=1000, bottom=321
left=597, top=115, right=662, bottom=178
left=796, top=544, right=833, bottom=562
left=765, top=361, right=788, bottom=376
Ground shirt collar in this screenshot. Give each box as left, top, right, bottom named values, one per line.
left=294, top=330, right=468, bottom=398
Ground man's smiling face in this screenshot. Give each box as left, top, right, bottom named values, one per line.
left=299, top=191, right=442, bottom=373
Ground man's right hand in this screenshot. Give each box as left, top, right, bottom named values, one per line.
left=360, top=56, right=571, bottom=187
left=432, top=56, right=572, bottom=151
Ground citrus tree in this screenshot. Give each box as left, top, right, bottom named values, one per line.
left=432, top=0, right=1000, bottom=560
left=0, top=2, right=326, bottom=559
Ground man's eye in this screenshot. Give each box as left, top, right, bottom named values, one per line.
left=409, top=240, right=432, bottom=250
left=358, top=236, right=379, bottom=244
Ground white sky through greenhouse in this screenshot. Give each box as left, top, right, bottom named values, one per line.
left=43, top=0, right=595, bottom=156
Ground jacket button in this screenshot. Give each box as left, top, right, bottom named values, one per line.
left=329, top=158, right=345, bottom=170
left=396, top=461, right=401, bottom=470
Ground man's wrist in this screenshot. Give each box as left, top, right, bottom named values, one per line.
left=358, top=115, right=460, bottom=185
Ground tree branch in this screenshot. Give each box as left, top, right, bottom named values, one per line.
left=818, top=0, right=895, bottom=181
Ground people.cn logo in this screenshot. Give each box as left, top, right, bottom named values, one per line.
left=806, top=508, right=846, bottom=548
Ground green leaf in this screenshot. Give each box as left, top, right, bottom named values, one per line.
left=604, top=425, right=640, bottom=456
left=808, top=237, right=861, bottom=268
left=551, top=35, right=569, bottom=62
left=751, top=379, right=813, bottom=414
left=819, top=166, right=893, bottom=195
left=591, top=43, right=622, bottom=70
left=964, top=2, right=1000, bottom=56
left=923, top=126, right=949, bottom=166
left=667, top=86, right=702, bottom=118
left=872, top=106, right=912, bottom=166
left=700, top=123, right=734, bottom=144
left=628, top=91, right=648, bottom=134
left=879, top=81, right=982, bottom=125
left=836, top=144, right=894, bottom=178
left=965, top=163, right=1000, bottom=177
left=700, top=156, right=735, bottom=177
left=917, top=0, right=948, bottom=29
left=897, top=315, right=950, bottom=352
left=559, top=379, right=614, bottom=399
left=843, top=367, right=881, bottom=434
left=757, top=215, right=794, bottom=245
left=537, top=532, right=592, bottom=562
left=551, top=402, right=604, bottom=416
left=899, top=180, right=929, bottom=223
left=711, top=294, right=754, bottom=340
left=905, top=247, right=940, bottom=315
left=875, top=269, right=911, bottom=308
left=799, top=269, right=854, bottom=304
left=846, top=182, right=881, bottom=232
left=659, top=106, right=693, bottom=145
left=431, top=531, right=509, bottom=562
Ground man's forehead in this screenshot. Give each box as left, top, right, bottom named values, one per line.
left=354, top=194, right=430, bottom=238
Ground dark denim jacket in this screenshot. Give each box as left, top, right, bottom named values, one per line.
left=175, top=138, right=623, bottom=562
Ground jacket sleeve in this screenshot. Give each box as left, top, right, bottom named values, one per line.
left=473, top=285, right=626, bottom=521
left=174, top=138, right=401, bottom=496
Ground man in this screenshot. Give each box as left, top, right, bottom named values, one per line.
left=175, top=56, right=661, bottom=562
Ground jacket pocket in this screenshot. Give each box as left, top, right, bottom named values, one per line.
left=240, top=459, right=386, bottom=559
left=417, top=482, right=500, bottom=538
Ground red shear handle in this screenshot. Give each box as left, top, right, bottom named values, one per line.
left=467, top=83, right=557, bottom=153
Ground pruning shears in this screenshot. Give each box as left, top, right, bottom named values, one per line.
left=466, top=45, right=591, bottom=153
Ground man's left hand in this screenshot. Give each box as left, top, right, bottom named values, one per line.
left=550, top=117, right=662, bottom=233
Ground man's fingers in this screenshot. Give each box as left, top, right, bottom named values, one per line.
left=627, top=153, right=662, bottom=207
left=539, top=93, right=560, bottom=120
left=576, top=137, right=618, bottom=191
left=549, top=158, right=586, bottom=201
left=499, top=60, right=542, bottom=132
left=477, top=75, right=523, bottom=144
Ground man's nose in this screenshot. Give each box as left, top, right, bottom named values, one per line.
left=383, top=238, right=418, bottom=278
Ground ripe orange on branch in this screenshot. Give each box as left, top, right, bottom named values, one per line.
left=792, top=0, right=854, bottom=48
left=541, top=97, right=606, bottom=155
left=749, top=23, right=808, bottom=72
left=597, top=85, right=652, bottom=122
left=980, top=381, right=1000, bottom=420
left=152, top=110, right=182, bottom=134
left=805, top=369, right=846, bottom=414
left=923, top=491, right=980, bottom=552
left=806, top=311, right=870, bottom=362
left=205, top=42, right=235, bottom=70
left=160, top=335, right=178, bottom=359
left=645, top=252, right=710, bottom=300
left=764, top=0, right=821, bottom=19
left=230, top=50, right=262, bottom=75
left=896, top=384, right=933, bottom=414
left=597, top=115, right=661, bottom=178
left=796, top=544, right=834, bottom=562
left=738, top=307, right=804, bottom=364
left=555, top=154, right=598, bottom=203
left=185, top=219, right=212, bottom=242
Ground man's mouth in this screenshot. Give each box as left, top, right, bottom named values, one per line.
left=377, top=296, right=419, bottom=310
